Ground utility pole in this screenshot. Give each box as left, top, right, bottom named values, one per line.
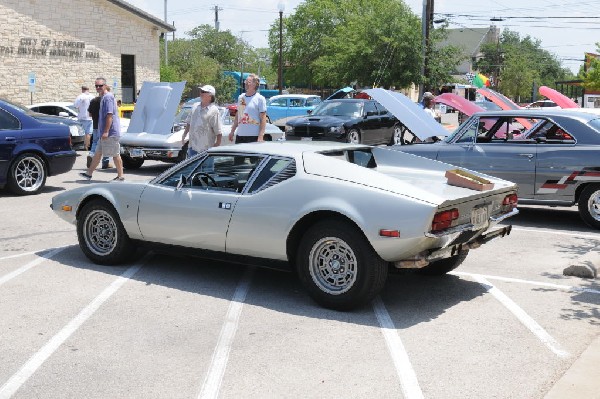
left=420, top=0, right=434, bottom=99
left=164, top=0, right=168, bottom=66
left=213, top=5, right=223, bottom=31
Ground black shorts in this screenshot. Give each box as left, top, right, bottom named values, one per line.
left=235, top=135, right=259, bottom=144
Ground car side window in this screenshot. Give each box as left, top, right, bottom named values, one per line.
left=289, top=99, right=303, bottom=107
left=269, top=98, right=287, bottom=107
left=305, top=98, right=321, bottom=107
left=0, top=109, right=20, bottom=130
left=248, top=157, right=295, bottom=193
left=363, top=102, right=377, bottom=116
left=455, top=118, right=479, bottom=143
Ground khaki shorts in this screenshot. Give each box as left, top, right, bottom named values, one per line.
left=97, top=136, right=120, bottom=157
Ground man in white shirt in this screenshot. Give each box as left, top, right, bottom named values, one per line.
left=74, top=85, right=94, bottom=149
left=228, top=74, right=267, bottom=143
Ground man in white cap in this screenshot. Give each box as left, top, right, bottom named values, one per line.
left=181, top=84, right=222, bottom=158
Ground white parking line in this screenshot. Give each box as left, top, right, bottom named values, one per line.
left=471, top=275, right=570, bottom=359
left=198, top=267, right=255, bottom=399
left=373, top=296, right=424, bottom=399
left=0, top=261, right=144, bottom=399
left=511, top=226, right=600, bottom=240
left=0, top=248, right=65, bottom=287
left=453, top=271, right=600, bottom=295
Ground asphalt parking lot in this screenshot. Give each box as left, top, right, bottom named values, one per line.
left=1, top=152, right=598, bottom=399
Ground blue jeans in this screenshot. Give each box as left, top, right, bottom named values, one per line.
left=90, top=129, right=110, bottom=166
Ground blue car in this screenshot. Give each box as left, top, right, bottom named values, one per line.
left=0, top=98, right=76, bottom=195
left=266, top=94, right=322, bottom=127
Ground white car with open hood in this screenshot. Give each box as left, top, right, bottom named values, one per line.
left=51, top=141, right=518, bottom=310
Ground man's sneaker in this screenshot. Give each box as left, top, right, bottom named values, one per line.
left=112, top=176, right=125, bottom=181
left=79, top=172, right=92, bottom=180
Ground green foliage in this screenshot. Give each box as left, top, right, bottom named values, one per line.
left=583, top=44, right=600, bottom=91
left=475, top=29, right=573, bottom=100
left=269, top=0, right=435, bottom=89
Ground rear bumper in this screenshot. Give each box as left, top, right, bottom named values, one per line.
left=48, top=151, right=77, bottom=176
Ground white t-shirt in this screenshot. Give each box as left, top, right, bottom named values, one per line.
left=74, top=91, right=94, bottom=121
left=235, top=92, right=266, bottom=137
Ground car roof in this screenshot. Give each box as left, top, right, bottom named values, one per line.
left=269, top=94, right=320, bottom=100
left=471, top=109, right=600, bottom=121
left=28, top=102, right=74, bottom=107
left=209, top=141, right=369, bottom=157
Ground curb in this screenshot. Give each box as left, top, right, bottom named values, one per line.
left=544, top=334, right=600, bottom=399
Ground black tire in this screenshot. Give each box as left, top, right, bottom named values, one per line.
left=347, top=129, right=361, bottom=144
left=417, top=250, right=469, bottom=276
left=7, top=153, right=47, bottom=195
left=77, top=199, right=137, bottom=265
left=296, top=220, right=388, bottom=310
left=578, top=184, right=600, bottom=229
left=122, top=155, right=144, bottom=169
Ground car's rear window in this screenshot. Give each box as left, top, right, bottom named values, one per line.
left=588, top=118, right=600, bottom=133
left=321, top=149, right=377, bottom=168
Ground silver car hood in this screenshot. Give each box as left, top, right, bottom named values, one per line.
left=126, top=81, right=186, bottom=134
left=364, top=88, right=448, bottom=140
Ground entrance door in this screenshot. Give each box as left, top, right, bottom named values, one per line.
left=121, top=54, right=136, bottom=103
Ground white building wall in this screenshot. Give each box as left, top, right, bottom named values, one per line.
left=0, top=0, right=161, bottom=105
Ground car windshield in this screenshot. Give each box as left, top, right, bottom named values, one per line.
left=311, top=101, right=363, bottom=117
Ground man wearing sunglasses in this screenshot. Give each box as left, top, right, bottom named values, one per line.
left=80, top=77, right=124, bottom=181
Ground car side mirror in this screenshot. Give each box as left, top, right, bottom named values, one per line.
left=307, top=110, right=312, bottom=115
left=176, top=174, right=187, bottom=190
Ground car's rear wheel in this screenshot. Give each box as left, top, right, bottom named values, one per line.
left=578, top=184, right=600, bottom=229
left=77, top=199, right=137, bottom=265
left=296, top=220, right=388, bottom=310
left=416, top=250, right=469, bottom=275
left=7, top=153, right=46, bottom=195
left=122, top=155, right=144, bottom=169
left=347, top=129, right=361, bottom=144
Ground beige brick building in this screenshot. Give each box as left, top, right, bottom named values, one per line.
left=0, top=0, right=174, bottom=105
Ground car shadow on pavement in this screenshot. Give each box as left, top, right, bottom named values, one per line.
left=45, top=246, right=487, bottom=328
left=510, top=205, right=592, bottom=232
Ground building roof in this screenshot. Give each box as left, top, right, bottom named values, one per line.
left=106, top=0, right=175, bottom=32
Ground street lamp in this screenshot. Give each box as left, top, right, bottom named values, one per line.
left=278, top=1, right=285, bottom=94
left=164, top=0, right=168, bottom=66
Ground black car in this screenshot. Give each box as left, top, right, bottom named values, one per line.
left=0, top=98, right=76, bottom=195
left=284, top=99, right=402, bottom=145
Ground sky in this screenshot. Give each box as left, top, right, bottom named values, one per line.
left=126, top=0, right=600, bottom=74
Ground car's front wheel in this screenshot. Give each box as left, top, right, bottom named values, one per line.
left=578, top=184, right=600, bottom=229
left=416, top=250, right=469, bottom=275
left=77, top=199, right=137, bottom=265
left=346, top=129, right=361, bottom=144
left=122, top=155, right=144, bottom=169
left=7, top=153, right=47, bottom=195
left=296, top=220, right=388, bottom=310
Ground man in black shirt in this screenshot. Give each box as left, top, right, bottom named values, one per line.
left=87, top=94, right=110, bottom=169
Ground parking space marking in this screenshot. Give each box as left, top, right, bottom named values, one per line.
left=453, top=272, right=600, bottom=295
left=0, top=247, right=65, bottom=287
left=471, top=275, right=570, bottom=359
left=198, top=267, right=255, bottom=399
left=0, top=261, right=144, bottom=399
left=511, top=226, right=600, bottom=240
left=373, top=297, right=424, bottom=399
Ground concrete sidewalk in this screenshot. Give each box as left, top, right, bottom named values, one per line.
left=544, top=334, right=600, bottom=399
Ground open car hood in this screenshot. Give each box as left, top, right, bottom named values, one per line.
left=364, top=88, right=448, bottom=140
left=539, top=86, right=579, bottom=109
left=435, top=93, right=485, bottom=116
left=476, top=88, right=520, bottom=110
left=126, top=81, right=186, bottom=134
left=326, top=87, right=355, bottom=100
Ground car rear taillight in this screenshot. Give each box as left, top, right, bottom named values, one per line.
left=431, top=208, right=459, bottom=232
left=502, top=194, right=518, bottom=210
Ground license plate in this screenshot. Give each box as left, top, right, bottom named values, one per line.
left=471, top=207, right=489, bottom=229
left=130, top=148, right=144, bottom=158
left=301, top=137, right=312, bottom=141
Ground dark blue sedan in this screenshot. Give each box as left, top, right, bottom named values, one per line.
left=0, top=98, right=76, bottom=195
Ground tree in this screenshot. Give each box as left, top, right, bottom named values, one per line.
left=583, top=46, right=600, bottom=91
left=475, top=29, right=572, bottom=100
left=269, top=0, right=426, bottom=89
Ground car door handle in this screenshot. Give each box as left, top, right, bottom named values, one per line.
left=517, top=153, right=534, bottom=159
left=4, top=137, right=16, bottom=142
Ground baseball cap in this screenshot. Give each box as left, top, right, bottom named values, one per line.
left=199, top=85, right=216, bottom=96
left=422, top=91, right=435, bottom=100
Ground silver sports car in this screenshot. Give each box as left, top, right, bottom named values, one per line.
left=51, top=142, right=518, bottom=310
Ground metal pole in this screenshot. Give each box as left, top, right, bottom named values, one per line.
left=164, top=0, right=168, bottom=66
left=278, top=9, right=283, bottom=94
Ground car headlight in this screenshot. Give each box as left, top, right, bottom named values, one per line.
left=69, top=125, right=79, bottom=136
left=285, top=125, right=294, bottom=133
left=329, top=126, right=343, bottom=134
